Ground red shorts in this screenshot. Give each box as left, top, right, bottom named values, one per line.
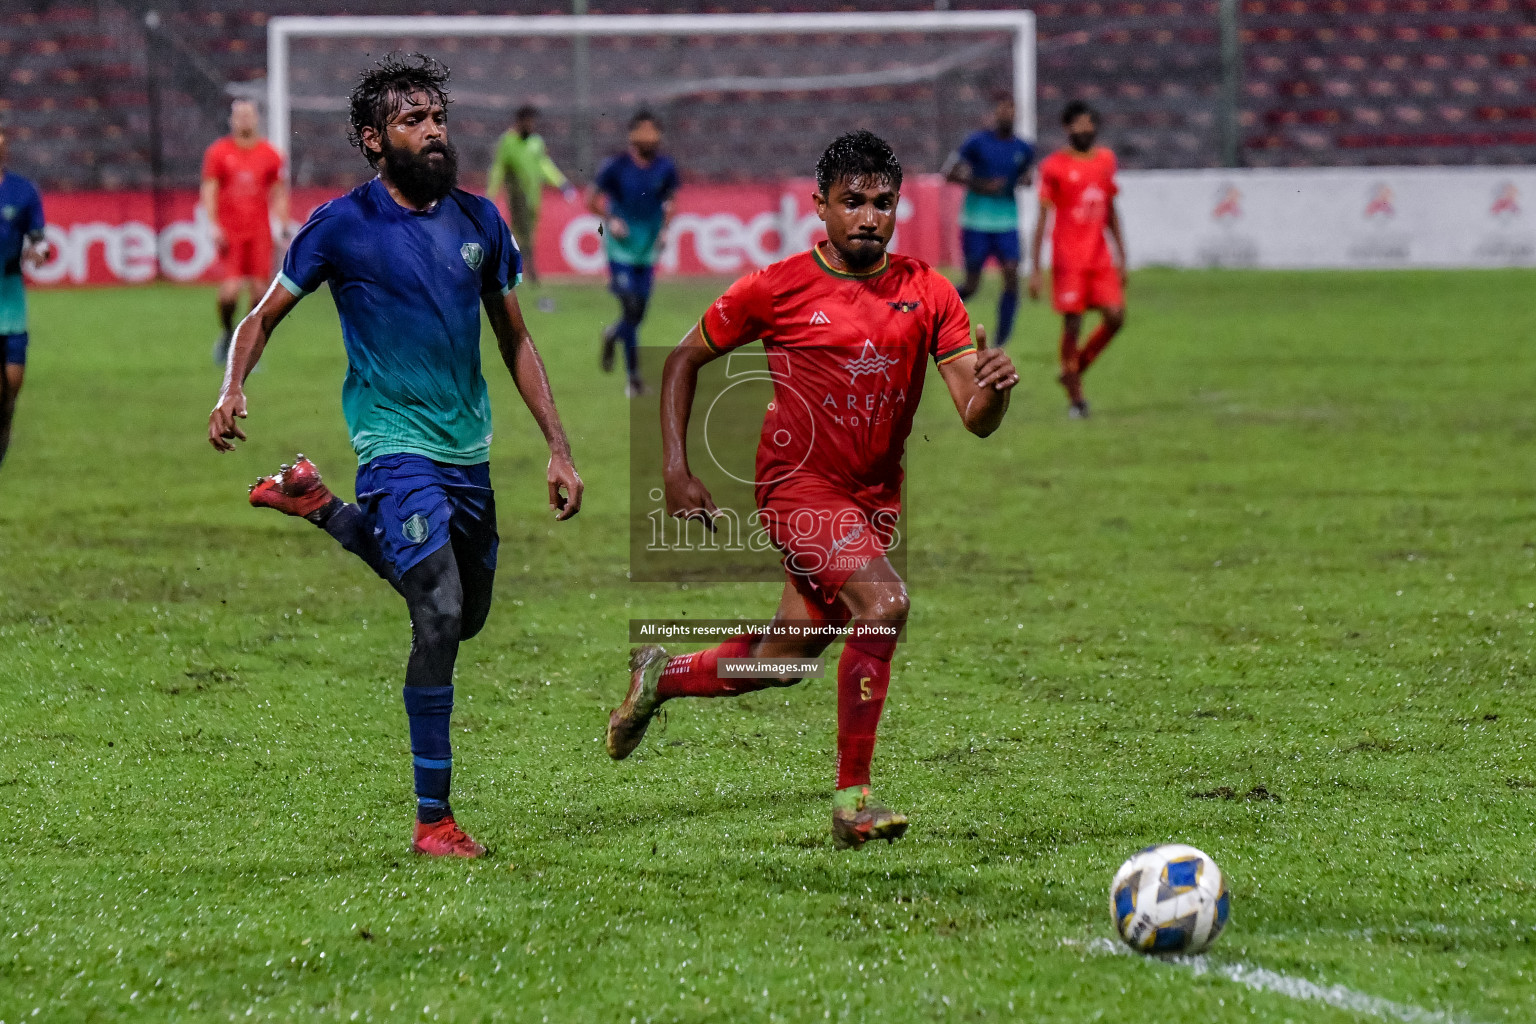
left=220, top=227, right=273, bottom=281
left=759, top=480, right=897, bottom=606
left=1052, top=263, right=1122, bottom=315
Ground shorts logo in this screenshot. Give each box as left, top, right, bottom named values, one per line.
left=401, top=513, right=430, bottom=545
left=886, top=300, right=920, bottom=313
left=460, top=242, right=484, bottom=271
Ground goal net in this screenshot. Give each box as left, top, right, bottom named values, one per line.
left=266, top=13, right=1035, bottom=191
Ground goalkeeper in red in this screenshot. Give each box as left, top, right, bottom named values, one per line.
left=605, top=131, right=1019, bottom=849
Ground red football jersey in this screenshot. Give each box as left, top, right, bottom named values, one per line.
left=201, top=136, right=284, bottom=236
left=1039, top=147, right=1119, bottom=269
left=699, top=245, right=976, bottom=509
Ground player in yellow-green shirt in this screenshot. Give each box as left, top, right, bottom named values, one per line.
left=486, top=105, right=576, bottom=291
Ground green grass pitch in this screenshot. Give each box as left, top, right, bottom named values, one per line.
left=1, top=270, right=1533, bottom=1022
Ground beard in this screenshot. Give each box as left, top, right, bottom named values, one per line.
left=381, top=136, right=459, bottom=207
left=1068, top=130, right=1097, bottom=152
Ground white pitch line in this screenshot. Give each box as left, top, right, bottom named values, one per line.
left=1064, top=937, right=1485, bottom=1024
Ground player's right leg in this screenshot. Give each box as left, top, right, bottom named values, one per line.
left=601, top=261, right=630, bottom=375
left=509, top=199, right=543, bottom=290
left=1052, top=265, right=1090, bottom=416
left=956, top=229, right=988, bottom=302
left=0, top=338, right=26, bottom=468
left=993, top=229, right=1023, bottom=348
left=213, top=276, right=241, bottom=365
left=612, top=264, right=654, bottom=397
left=213, top=227, right=251, bottom=365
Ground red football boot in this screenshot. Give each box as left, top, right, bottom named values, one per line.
left=411, top=816, right=486, bottom=859
left=248, top=454, right=336, bottom=518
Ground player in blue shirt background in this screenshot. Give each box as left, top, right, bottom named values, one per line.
left=207, top=55, right=584, bottom=859
left=588, top=110, right=679, bottom=398
left=943, top=93, right=1034, bottom=348
left=0, top=118, right=51, bottom=471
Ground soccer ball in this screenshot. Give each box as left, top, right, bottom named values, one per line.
left=1109, top=844, right=1230, bottom=955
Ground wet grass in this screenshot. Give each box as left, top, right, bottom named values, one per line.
left=1, top=270, right=1533, bottom=1021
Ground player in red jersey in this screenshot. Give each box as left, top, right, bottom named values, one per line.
left=1028, top=101, right=1127, bottom=418
left=201, top=99, right=291, bottom=365
left=605, top=131, right=1019, bottom=849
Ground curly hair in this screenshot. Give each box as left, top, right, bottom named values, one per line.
left=814, top=129, right=903, bottom=196
left=347, top=53, right=452, bottom=166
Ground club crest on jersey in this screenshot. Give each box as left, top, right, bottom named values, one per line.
left=842, top=339, right=901, bottom=384
left=809, top=310, right=832, bottom=325
left=402, top=514, right=430, bottom=545
left=0, top=205, right=15, bottom=222
left=886, top=300, right=921, bottom=313
left=460, top=242, right=484, bottom=271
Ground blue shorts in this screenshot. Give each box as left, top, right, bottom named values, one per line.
left=355, top=453, right=498, bottom=582
left=961, top=229, right=1021, bottom=272
left=3, top=333, right=27, bottom=367
left=608, top=261, right=655, bottom=301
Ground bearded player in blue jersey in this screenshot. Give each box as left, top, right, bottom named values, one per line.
left=207, top=55, right=584, bottom=859
left=943, top=93, right=1034, bottom=348
left=588, top=110, right=679, bottom=398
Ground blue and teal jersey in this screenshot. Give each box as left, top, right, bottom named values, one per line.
left=279, top=177, right=522, bottom=467
left=956, top=130, right=1034, bottom=233
left=0, top=172, right=45, bottom=335
left=594, top=151, right=679, bottom=267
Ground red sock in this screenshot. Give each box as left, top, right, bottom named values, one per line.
left=1079, top=322, right=1117, bottom=373
left=835, top=627, right=898, bottom=790
left=656, top=633, right=763, bottom=700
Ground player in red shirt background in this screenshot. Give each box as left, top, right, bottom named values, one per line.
left=1029, top=101, right=1128, bottom=418
left=201, top=99, right=291, bottom=365
left=605, top=131, right=1019, bottom=849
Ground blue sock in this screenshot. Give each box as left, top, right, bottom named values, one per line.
left=619, top=319, right=640, bottom=378
left=402, top=684, right=453, bottom=823
left=996, top=290, right=1019, bottom=347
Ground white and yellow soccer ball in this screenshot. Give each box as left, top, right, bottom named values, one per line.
left=1110, top=844, right=1230, bottom=955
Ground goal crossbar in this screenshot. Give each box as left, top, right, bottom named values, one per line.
left=266, top=11, right=1036, bottom=156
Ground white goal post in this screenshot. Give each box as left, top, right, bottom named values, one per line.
left=265, top=11, right=1037, bottom=164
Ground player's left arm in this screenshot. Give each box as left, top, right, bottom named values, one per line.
left=1106, top=197, right=1128, bottom=286
left=483, top=290, right=583, bottom=521
left=932, top=277, right=1016, bottom=436
left=21, top=191, right=49, bottom=268
left=938, top=325, right=1017, bottom=437
left=656, top=163, right=680, bottom=255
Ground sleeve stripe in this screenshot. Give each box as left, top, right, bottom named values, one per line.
left=276, top=272, right=308, bottom=297
left=935, top=342, right=977, bottom=366
left=698, top=318, right=723, bottom=353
